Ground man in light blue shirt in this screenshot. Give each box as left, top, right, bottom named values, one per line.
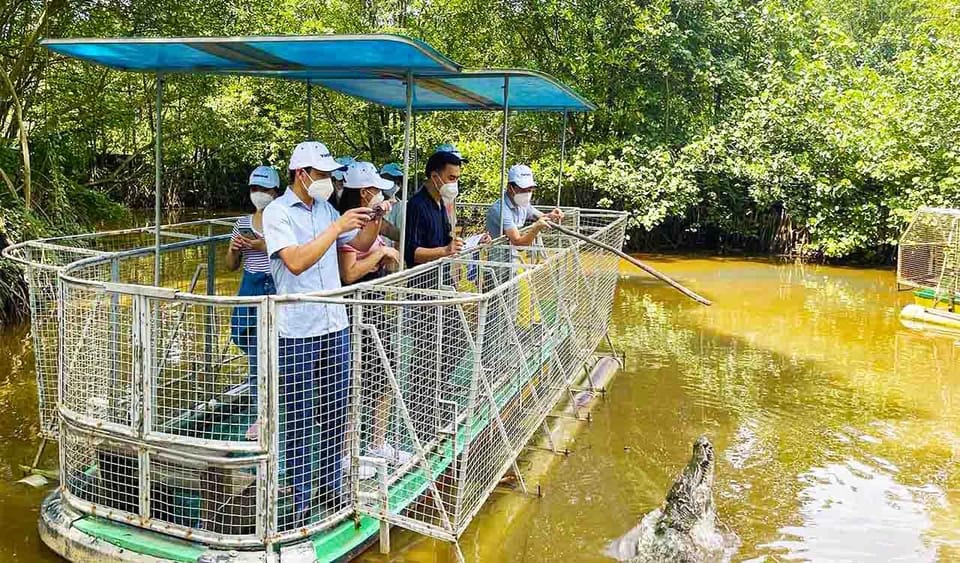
left=486, top=164, right=564, bottom=259
left=263, top=140, right=379, bottom=528
left=483, top=165, right=565, bottom=365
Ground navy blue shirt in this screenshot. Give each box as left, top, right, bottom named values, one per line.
left=403, top=187, right=452, bottom=268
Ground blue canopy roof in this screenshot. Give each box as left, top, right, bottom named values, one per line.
left=41, top=35, right=594, bottom=112
left=314, top=70, right=593, bottom=112
left=42, top=35, right=460, bottom=75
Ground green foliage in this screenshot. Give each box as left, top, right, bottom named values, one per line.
left=0, top=0, right=957, bottom=297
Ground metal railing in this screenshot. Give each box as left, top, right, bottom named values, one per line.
left=897, top=207, right=960, bottom=296
left=7, top=205, right=626, bottom=552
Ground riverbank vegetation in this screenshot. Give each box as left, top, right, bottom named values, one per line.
left=1, top=0, right=959, bottom=321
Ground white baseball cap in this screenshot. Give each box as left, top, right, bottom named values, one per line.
left=288, top=141, right=344, bottom=172
left=343, top=161, right=395, bottom=191
left=331, top=156, right=356, bottom=181
left=507, top=164, right=536, bottom=189
left=248, top=166, right=280, bottom=189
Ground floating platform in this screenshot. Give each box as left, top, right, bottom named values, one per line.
left=39, top=351, right=622, bottom=562
left=900, top=303, right=960, bottom=332
left=7, top=207, right=628, bottom=562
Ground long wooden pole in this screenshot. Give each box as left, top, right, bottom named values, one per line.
left=547, top=221, right=712, bottom=306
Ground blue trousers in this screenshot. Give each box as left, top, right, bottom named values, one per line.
left=230, top=270, right=275, bottom=403
left=279, top=329, right=350, bottom=512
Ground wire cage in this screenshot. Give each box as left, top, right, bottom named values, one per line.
left=6, top=219, right=238, bottom=439
left=898, top=207, right=960, bottom=307
left=6, top=205, right=626, bottom=556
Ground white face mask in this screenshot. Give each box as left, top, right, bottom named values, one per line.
left=513, top=192, right=532, bottom=208
left=367, top=190, right=384, bottom=208
left=306, top=176, right=334, bottom=202
left=439, top=182, right=459, bottom=203
left=250, top=191, right=274, bottom=210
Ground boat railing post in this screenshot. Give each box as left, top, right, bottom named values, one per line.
left=398, top=72, right=414, bottom=271
left=349, top=298, right=363, bottom=517
left=205, top=221, right=216, bottom=354
left=154, top=74, right=164, bottom=287
left=264, top=297, right=280, bottom=544
left=453, top=299, right=486, bottom=533
left=134, top=293, right=153, bottom=519
left=254, top=295, right=271, bottom=544
left=109, top=257, right=121, bottom=427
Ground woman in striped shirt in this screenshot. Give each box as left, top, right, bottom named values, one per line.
left=227, top=165, right=281, bottom=440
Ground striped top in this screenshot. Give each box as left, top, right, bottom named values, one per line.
left=231, top=215, right=272, bottom=274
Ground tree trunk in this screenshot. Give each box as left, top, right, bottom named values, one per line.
left=0, top=65, right=31, bottom=209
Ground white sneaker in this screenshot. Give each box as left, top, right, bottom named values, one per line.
left=342, top=455, right=376, bottom=480
left=368, top=443, right=414, bottom=465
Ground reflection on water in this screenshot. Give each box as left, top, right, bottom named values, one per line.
left=360, top=258, right=960, bottom=562
left=0, top=325, right=61, bottom=562
left=3, top=257, right=960, bottom=561
left=761, top=459, right=942, bottom=561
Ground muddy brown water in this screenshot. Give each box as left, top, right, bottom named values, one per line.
left=2, top=257, right=959, bottom=561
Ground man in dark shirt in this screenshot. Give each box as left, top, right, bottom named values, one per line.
left=399, top=150, right=467, bottom=444
left=403, top=151, right=465, bottom=268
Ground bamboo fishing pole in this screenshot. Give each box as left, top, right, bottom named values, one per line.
left=547, top=221, right=713, bottom=306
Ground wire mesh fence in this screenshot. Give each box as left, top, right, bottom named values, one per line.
left=5, top=218, right=240, bottom=439
left=11, top=207, right=626, bottom=550
left=898, top=207, right=960, bottom=297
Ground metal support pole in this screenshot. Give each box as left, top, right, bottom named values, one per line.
left=412, top=113, right=418, bottom=193
left=398, top=72, right=414, bottom=271
left=109, top=258, right=121, bottom=429
left=498, top=76, right=511, bottom=237
left=349, top=302, right=363, bottom=515
left=204, top=224, right=216, bottom=394
left=556, top=110, right=568, bottom=208
left=154, top=75, right=164, bottom=287
left=306, top=80, right=313, bottom=139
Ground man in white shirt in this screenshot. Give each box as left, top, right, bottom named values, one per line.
left=263, top=141, right=380, bottom=527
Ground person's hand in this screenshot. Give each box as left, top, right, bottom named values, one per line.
left=547, top=208, right=564, bottom=222
left=535, top=216, right=553, bottom=231
left=479, top=232, right=492, bottom=244
left=335, top=208, right=372, bottom=234
left=248, top=238, right=267, bottom=252
left=447, top=237, right=465, bottom=256
left=380, top=246, right=400, bottom=265
left=230, top=235, right=252, bottom=252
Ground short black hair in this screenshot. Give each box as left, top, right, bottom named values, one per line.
left=425, top=151, right=463, bottom=177
left=288, top=166, right=313, bottom=185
